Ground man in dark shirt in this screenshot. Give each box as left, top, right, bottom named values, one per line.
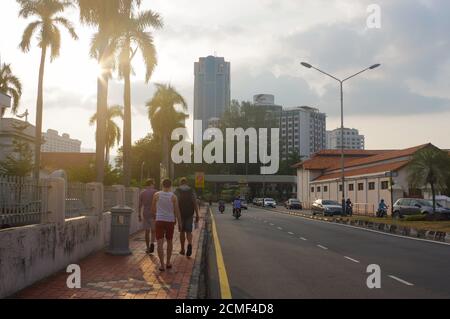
left=139, top=179, right=158, bottom=254
left=175, top=178, right=199, bottom=257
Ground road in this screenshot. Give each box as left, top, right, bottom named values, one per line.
left=207, top=205, right=450, bottom=299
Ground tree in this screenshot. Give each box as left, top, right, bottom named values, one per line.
left=90, top=105, right=123, bottom=164
left=77, top=0, right=125, bottom=184
left=112, top=3, right=163, bottom=186
left=0, top=124, right=34, bottom=177
left=18, top=0, right=78, bottom=179
left=408, top=146, right=450, bottom=213
left=0, top=63, right=22, bottom=117
left=147, top=84, right=188, bottom=180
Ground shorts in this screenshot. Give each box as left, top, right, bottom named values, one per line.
left=143, top=213, right=156, bottom=231
left=180, top=215, right=194, bottom=233
left=155, top=221, right=176, bottom=241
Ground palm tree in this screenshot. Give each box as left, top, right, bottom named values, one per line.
left=111, top=4, right=163, bottom=186
left=147, top=84, right=188, bottom=179
left=18, top=0, right=78, bottom=179
left=77, top=0, right=123, bottom=183
left=408, top=146, right=450, bottom=213
left=90, top=105, right=124, bottom=165
left=0, top=63, right=23, bottom=117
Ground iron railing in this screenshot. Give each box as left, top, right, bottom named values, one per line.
left=0, top=176, right=46, bottom=228
left=125, top=188, right=135, bottom=208
left=65, top=182, right=91, bottom=219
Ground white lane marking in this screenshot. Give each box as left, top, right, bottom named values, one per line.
left=288, top=232, right=294, bottom=235
left=300, top=237, right=307, bottom=241
left=277, top=227, right=283, bottom=230
left=389, top=275, right=414, bottom=286
left=344, top=256, right=360, bottom=263
left=270, top=223, right=274, bottom=226
left=317, top=245, right=328, bottom=250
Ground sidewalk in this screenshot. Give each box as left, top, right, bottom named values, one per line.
left=14, top=208, right=207, bottom=300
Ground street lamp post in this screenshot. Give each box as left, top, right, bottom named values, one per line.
left=300, top=62, right=381, bottom=213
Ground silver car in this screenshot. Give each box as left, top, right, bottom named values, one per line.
left=393, top=198, right=450, bottom=218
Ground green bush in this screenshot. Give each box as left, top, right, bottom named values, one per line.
left=403, top=214, right=427, bottom=222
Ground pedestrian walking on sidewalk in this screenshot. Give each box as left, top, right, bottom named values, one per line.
left=175, top=177, right=200, bottom=258
left=152, top=179, right=182, bottom=272
left=139, top=179, right=158, bottom=254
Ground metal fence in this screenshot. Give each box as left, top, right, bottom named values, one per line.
left=353, top=203, right=376, bottom=216
left=104, top=186, right=117, bottom=212
left=0, top=176, right=46, bottom=228
left=125, top=188, right=135, bottom=208
left=65, top=182, right=91, bottom=219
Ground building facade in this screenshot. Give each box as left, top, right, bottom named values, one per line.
left=294, top=144, right=447, bottom=215
left=41, top=129, right=81, bottom=153
left=327, top=128, right=365, bottom=150
left=194, top=56, right=231, bottom=132
left=280, top=106, right=327, bottom=160
left=0, top=92, right=11, bottom=117
left=0, top=118, right=35, bottom=163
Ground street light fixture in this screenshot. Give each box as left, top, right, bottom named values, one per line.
left=300, top=62, right=381, bottom=213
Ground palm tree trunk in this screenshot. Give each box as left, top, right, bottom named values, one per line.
left=162, top=134, right=169, bottom=180
left=105, top=141, right=110, bottom=166
left=33, top=46, right=47, bottom=180
left=123, top=62, right=132, bottom=187
left=95, top=75, right=108, bottom=183
left=431, top=182, right=436, bottom=213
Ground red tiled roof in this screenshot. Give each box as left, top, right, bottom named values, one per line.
left=313, top=161, right=410, bottom=182
left=325, top=144, right=431, bottom=171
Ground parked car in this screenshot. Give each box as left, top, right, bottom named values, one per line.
left=241, top=200, right=248, bottom=210
left=252, top=198, right=259, bottom=205
left=393, top=198, right=450, bottom=219
left=285, top=199, right=302, bottom=210
left=262, top=198, right=277, bottom=208
left=312, top=199, right=343, bottom=216
left=256, top=198, right=264, bottom=206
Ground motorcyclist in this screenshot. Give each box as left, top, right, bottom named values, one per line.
left=377, top=199, right=388, bottom=217
left=233, top=197, right=242, bottom=217
left=345, top=198, right=353, bottom=216
left=218, top=199, right=225, bottom=213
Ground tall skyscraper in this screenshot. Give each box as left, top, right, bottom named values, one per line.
left=194, top=56, right=231, bottom=132
left=41, top=129, right=81, bottom=153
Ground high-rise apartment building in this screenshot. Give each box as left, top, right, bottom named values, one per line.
left=280, top=106, right=327, bottom=160
left=42, top=129, right=81, bottom=153
left=326, top=128, right=365, bottom=150
left=194, top=56, right=231, bottom=132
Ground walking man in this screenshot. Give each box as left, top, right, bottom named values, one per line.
left=175, top=178, right=200, bottom=258
left=139, top=179, right=157, bottom=254
left=151, top=179, right=182, bottom=272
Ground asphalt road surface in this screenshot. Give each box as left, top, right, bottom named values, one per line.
left=207, top=205, right=450, bottom=299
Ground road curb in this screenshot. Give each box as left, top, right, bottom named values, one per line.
left=257, top=206, right=450, bottom=244
left=187, top=207, right=210, bottom=299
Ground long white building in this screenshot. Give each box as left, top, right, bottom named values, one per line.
left=41, top=129, right=81, bottom=153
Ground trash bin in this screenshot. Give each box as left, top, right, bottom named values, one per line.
left=107, top=206, right=134, bottom=256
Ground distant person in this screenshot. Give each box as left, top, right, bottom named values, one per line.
left=139, top=179, right=158, bottom=254
left=175, top=178, right=200, bottom=257
left=377, top=199, right=388, bottom=217
left=233, top=197, right=242, bottom=216
left=346, top=198, right=353, bottom=216
left=151, top=179, right=182, bottom=272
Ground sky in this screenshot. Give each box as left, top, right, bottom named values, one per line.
left=1, top=0, right=449, bottom=155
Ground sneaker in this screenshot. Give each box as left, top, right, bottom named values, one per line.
left=149, top=243, right=155, bottom=254
left=186, top=244, right=193, bottom=257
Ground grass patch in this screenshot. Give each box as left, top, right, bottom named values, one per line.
left=344, top=215, right=450, bottom=233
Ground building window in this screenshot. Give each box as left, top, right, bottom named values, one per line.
left=339, top=184, right=343, bottom=192
left=349, top=184, right=354, bottom=191
left=317, top=186, right=321, bottom=192
left=358, top=183, right=364, bottom=191
left=381, top=181, right=389, bottom=190
left=324, top=186, right=328, bottom=192
left=311, top=187, right=315, bottom=193
left=369, top=182, right=375, bottom=190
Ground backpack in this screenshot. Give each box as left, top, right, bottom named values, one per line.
left=177, top=188, right=195, bottom=216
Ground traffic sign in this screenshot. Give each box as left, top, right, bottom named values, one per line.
left=195, top=172, right=205, bottom=189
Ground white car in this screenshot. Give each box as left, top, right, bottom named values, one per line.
left=263, top=198, right=277, bottom=208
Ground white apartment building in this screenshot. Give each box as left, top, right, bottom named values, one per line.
left=41, top=129, right=81, bottom=153
left=280, top=106, right=327, bottom=160
left=327, top=128, right=365, bottom=150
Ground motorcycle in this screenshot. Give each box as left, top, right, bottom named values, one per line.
left=376, top=207, right=388, bottom=218
left=233, top=208, right=242, bottom=220
left=219, top=205, right=225, bottom=214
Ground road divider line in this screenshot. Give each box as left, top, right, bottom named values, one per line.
left=389, top=275, right=414, bottom=286
left=300, top=237, right=307, bottom=241
left=344, top=256, right=360, bottom=263
left=210, top=209, right=232, bottom=299
left=278, top=227, right=283, bottom=230
left=288, top=232, right=294, bottom=235
left=317, top=245, right=328, bottom=250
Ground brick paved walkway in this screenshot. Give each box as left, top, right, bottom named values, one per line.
left=15, top=209, right=206, bottom=299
